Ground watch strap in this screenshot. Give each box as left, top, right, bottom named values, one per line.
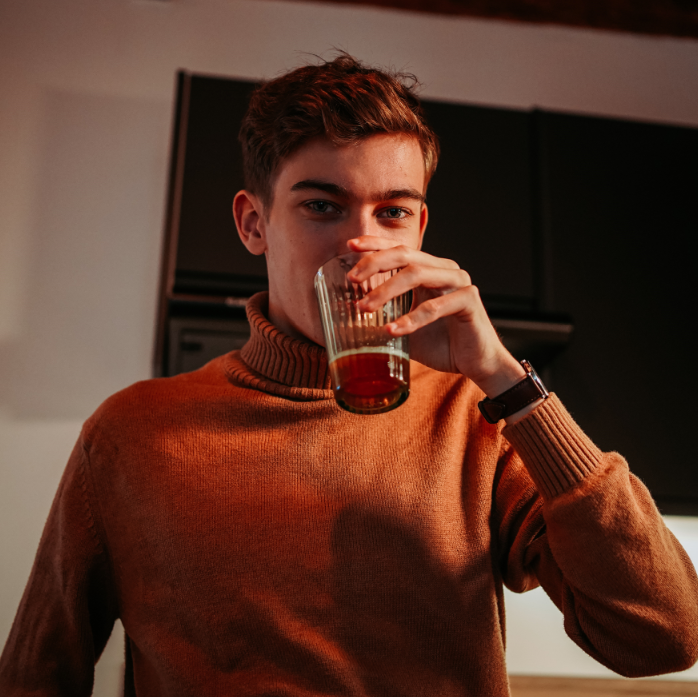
left=478, top=360, right=549, bottom=424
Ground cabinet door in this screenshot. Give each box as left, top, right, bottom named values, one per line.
left=421, top=101, right=536, bottom=313
left=174, top=75, right=268, bottom=296
left=540, top=111, right=698, bottom=513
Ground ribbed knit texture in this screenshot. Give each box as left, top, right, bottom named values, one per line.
left=2, top=304, right=697, bottom=695
left=504, top=395, right=603, bottom=499
left=237, top=292, right=332, bottom=393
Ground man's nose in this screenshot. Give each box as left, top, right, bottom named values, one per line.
left=336, top=209, right=378, bottom=253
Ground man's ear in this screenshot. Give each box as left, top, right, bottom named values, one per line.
left=416, top=203, right=428, bottom=251
left=233, top=190, right=267, bottom=255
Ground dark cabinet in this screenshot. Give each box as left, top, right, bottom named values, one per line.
left=538, top=111, right=698, bottom=514
left=155, top=75, right=266, bottom=379
left=420, top=100, right=536, bottom=311
left=173, top=76, right=266, bottom=296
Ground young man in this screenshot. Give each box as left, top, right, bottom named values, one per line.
left=1, top=54, right=697, bottom=696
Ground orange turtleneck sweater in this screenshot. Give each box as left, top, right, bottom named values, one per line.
left=2, top=292, right=698, bottom=696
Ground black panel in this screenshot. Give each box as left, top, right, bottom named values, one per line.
left=541, top=111, right=698, bottom=513
left=421, top=101, right=536, bottom=312
left=175, top=76, right=268, bottom=292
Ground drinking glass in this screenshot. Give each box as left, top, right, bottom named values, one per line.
left=315, top=252, right=411, bottom=415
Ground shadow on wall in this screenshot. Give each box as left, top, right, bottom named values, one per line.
left=0, top=89, right=168, bottom=419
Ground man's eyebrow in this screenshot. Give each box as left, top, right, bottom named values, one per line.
left=290, top=180, right=425, bottom=204
left=290, top=180, right=349, bottom=197
left=378, top=188, right=425, bottom=204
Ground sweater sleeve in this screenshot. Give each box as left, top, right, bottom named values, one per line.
left=0, top=430, right=119, bottom=695
left=494, top=394, right=698, bottom=678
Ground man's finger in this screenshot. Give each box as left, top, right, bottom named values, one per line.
left=349, top=245, right=460, bottom=284
left=385, top=286, right=485, bottom=336
left=357, top=265, right=472, bottom=312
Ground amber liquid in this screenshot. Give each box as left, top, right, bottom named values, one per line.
left=330, top=348, right=410, bottom=415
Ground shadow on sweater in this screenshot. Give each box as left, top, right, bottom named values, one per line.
left=330, top=506, right=496, bottom=695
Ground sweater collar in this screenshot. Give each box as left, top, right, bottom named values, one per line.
left=239, top=292, right=333, bottom=392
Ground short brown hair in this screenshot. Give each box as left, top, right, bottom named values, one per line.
left=239, top=53, right=440, bottom=210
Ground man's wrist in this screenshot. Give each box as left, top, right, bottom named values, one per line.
left=503, top=397, right=546, bottom=425
left=473, top=351, right=527, bottom=400
left=476, top=355, right=549, bottom=425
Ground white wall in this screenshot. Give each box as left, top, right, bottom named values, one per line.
left=2, top=0, right=698, bottom=692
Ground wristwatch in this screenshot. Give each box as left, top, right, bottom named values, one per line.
left=478, top=360, right=549, bottom=424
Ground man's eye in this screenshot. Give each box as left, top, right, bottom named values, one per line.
left=378, top=207, right=411, bottom=220
left=307, top=201, right=339, bottom=214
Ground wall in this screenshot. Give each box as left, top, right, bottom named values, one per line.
left=2, top=0, right=698, bottom=692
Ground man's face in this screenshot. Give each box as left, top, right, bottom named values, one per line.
left=235, top=133, right=428, bottom=345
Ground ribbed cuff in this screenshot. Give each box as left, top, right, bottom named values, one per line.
left=502, top=394, right=603, bottom=500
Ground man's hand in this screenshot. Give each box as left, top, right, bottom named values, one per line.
left=347, top=237, right=537, bottom=418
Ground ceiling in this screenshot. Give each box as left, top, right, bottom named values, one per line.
left=294, top=0, right=698, bottom=38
